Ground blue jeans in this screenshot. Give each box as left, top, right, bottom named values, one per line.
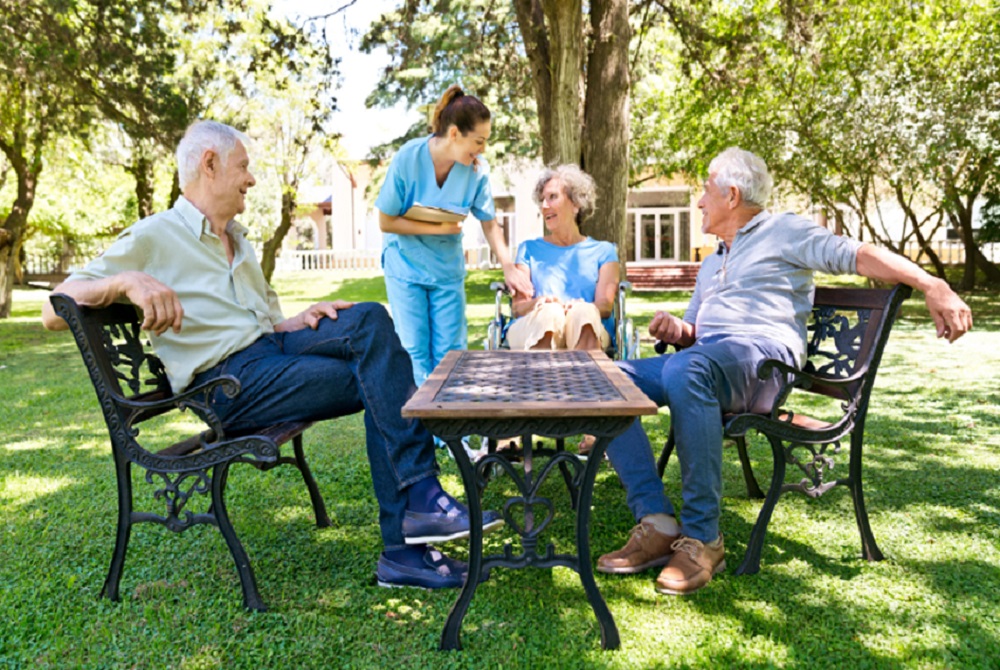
left=384, top=275, right=467, bottom=387
left=189, top=302, right=439, bottom=551
left=607, top=334, right=794, bottom=543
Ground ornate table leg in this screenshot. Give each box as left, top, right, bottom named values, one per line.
left=575, top=435, right=620, bottom=650
left=439, top=436, right=482, bottom=651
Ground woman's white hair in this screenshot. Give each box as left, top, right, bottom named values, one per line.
left=709, top=147, right=773, bottom=209
left=532, top=164, right=598, bottom=226
left=175, top=120, right=250, bottom=190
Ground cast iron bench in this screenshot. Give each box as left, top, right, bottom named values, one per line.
left=657, top=284, right=912, bottom=574
left=50, top=294, right=331, bottom=612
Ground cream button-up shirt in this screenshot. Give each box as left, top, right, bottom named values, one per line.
left=67, top=196, right=285, bottom=392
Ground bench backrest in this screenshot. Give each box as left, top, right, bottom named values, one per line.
left=49, top=295, right=195, bottom=462
left=800, top=284, right=912, bottom=408
left=50, top=295, right=172, bottom=404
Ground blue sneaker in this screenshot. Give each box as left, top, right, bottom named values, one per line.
left=402, top=492, right=505, bottom=545
left=376, top=547, right=488, bottom=589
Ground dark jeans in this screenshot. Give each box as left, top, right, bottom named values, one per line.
left=607, top=334, right=794, bottom=543
left=190, top=302, right=439, bottom=551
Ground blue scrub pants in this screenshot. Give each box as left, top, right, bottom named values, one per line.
left=384, top=275, right=467, bottom=387
left=605, top=334, right=794, bottom=543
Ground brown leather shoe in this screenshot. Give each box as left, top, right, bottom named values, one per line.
left=597, top=521, right=679, bottom=574
left=655, top=534, right=726, bottom=595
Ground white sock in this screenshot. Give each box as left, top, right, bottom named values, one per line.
left=641, top=513, right=680, bottom=537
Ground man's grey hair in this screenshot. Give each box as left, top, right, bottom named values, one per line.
left=532, top=164, right=598, bottom=226
left=709, top=147, right=773, bottom=209
left=175, top=120, right=250, bottom=191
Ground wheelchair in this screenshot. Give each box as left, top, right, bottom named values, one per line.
left=477, top=280, right=639, bottom=469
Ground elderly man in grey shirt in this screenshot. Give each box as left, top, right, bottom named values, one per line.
left=595, top=147, right=972, bottom=595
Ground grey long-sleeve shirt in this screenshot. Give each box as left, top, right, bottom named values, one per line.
left=684, top=210, right=863, bottom=365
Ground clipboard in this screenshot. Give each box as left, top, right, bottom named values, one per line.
left=403, top=205, right=466, bottom=224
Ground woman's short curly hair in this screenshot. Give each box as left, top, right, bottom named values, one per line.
left=532, top=164, right=598, bottom=227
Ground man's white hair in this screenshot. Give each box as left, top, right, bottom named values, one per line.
left=709, top=147, right=773, bottom=209
left=175, top=120, right=250, bottom=190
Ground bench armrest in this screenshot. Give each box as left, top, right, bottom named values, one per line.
left=116, top=375, right=241, bottom=442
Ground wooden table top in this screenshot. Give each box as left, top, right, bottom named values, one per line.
left=402, top=350, right=658, bottom=419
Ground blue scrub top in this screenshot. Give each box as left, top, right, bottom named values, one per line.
left=376, top=135, right=497, bottom=285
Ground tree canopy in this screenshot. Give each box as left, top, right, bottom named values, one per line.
left=0, top=0, right=342, bottom=316
left=362, top=0, right=633, bottom=257
left=636, top=0, right=1000, bottom=287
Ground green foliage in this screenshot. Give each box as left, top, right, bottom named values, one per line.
left=1, top=274, right=998, bottom=668
left=360, top=0, right=541, bottom=164
left=977, top=193, right=1000, bottom=245
left=637, top=0, right=1000, bottom=285
left=0, top=0, right=345, bottom=287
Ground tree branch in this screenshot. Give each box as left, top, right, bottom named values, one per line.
left=307, top=0, right=359, bottom=22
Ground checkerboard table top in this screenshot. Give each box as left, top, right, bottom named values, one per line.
left=402, top=350, right=657, bottom=419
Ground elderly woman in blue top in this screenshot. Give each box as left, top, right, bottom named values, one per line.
left=376, top=86, right=532, bottom=387
left=506, top=165, right=619, bottom=353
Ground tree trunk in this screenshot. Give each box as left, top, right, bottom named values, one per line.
left=540, top=0, right=584, bottom=165
left=583, top=0, right=631, bottom=270
left=0, top=164, right=38, bottom=318
left=260, top=187, right=297, bottom=283
left=129, top=150, right=155, bottom=219
left=169, top=169, right=181, bottom=207
left=945, top=181, right=1000, bottom=289
left=513, top=0, right=555, bottom=164
left=892, top=183, right=946, bottom=279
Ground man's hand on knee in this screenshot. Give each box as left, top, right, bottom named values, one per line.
left=278, top=300, right=355, bottom=332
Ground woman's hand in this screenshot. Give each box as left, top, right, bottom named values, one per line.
left=502, top=263, right=534, bottom=299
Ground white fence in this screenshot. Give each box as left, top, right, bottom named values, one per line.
left=276, top=249, right=380, bottom=272
left=275, top=245, right=498, bottom=274
left=899, top=241, right=999, bottom=264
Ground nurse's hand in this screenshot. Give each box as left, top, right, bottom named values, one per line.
left=436, top=222, right=462, bottom=235
left=503, top=263, right=534, bottom=299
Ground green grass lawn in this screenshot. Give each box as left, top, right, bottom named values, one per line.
left=1, top=271, right=998, bottom=669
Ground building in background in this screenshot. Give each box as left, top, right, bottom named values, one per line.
left=285, top=159, right=705, bottom=289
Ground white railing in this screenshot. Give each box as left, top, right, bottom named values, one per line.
left=898, top=241, right=1000, bottom=264
left=276, top=249, right=380, bottom=272
left=275, top=245, right=499, bottom=273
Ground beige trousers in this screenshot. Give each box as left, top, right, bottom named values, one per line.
left=506, top=301, right=611, bottom=351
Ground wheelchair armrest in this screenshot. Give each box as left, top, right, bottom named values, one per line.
left=653, top=340, right=689, bottom=355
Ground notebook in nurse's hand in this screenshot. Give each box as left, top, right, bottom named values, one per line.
left=403, top=205, right=466, bottom=223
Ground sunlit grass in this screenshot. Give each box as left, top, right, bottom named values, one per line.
left=1, top=273, right=997, bottom=669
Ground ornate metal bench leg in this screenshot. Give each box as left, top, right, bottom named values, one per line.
left=577, top=437, right=620, bottom=650
left=292, top=434, right=331, bottom=528
left=440, top=437, right=482, bottom=651
left=211, top=462, right=267, bottom=612
left=101, top=455, right=133, bottom=602
left=734, top=435, right=765, bottom=499
left=849, top=432, right=884, bottom=561
left=735, top=435, right=786, bottom=576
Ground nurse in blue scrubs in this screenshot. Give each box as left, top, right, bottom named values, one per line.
left=376, top=85, right=533, bottom=386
